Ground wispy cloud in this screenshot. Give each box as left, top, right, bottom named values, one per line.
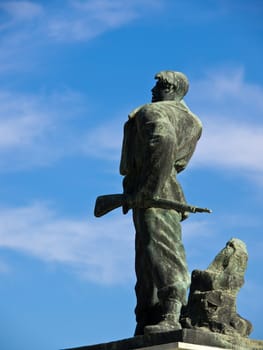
left=188, top=68, right=263, bottom=183
left=0, top=201, right=217, bottom=285
left=190, top=67, right=263, bottom=117
left=194, top=121, right=263, bottom=172
left=0, top=88, right=127, bottom=172
left=0, top=0, right=164, bottom=72
left=47, top=0, right=163, bottom=41
left=0, top=1, right=43, bottom=21
left=0, top=201, right=261, bottom=287
left=0, top=1, right=45, bottom=71
left=80, top=119, right=123, bottom=160
left=0, top=89, right=88, bottom=171
left=47, top=0, right=131, bottom=41
left=0, top=91, right=52, bottom=149
left=0, top=202, right=134, bottom=284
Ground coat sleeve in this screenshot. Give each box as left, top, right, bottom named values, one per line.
left=135, top=105, right=177, bottom=200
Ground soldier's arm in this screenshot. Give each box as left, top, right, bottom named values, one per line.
left=135, top=105, right=177, bottom=201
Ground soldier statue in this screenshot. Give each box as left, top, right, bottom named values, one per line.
left=119, top=71, right=202, bottom=335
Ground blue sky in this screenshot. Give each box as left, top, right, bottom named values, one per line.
left=0, top=1, right=262, bottom=349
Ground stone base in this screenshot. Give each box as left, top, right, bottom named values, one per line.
left=64, top=329, right=263, bottom=350
left=137, top=342, right=231, bottom=349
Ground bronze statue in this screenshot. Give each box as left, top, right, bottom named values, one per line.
left=119, top=71, right=203, bottom=335
left=95, top=71, right=211, bottom=335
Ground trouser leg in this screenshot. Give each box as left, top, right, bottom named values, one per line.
left=144, top=207, right=189, bottom=299
left=133, top=208, right=162, bottom=335
left=133, top=207, right=190, bottom=333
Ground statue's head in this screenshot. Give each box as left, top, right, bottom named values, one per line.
left=151, top=70, right=189, bottom=103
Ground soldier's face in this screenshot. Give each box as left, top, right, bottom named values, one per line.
left=151, top=80, right=175, bottom=102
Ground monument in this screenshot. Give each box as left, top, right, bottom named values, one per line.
left=66, top=71, right=263, bottom=350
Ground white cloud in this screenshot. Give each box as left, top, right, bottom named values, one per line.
left=81, top=120, right=123, bottom=160
left=47, top=0, right=137, bottom=41
left=0, top=200, right=261, bottom=288
left=0, top=1, right=43, bottom=21
left=0, top=0, right=164, bottom=75
left=72, top=0, right=162, bottom=25
left=184, top=68, right=263, bottom=183
left=0, top=88, right=128, bottom=171
left=0, top=0, right=164, bottom=70
left=190, top=67, right=263, bottom=116
left=0, top=91, right=52, bottom=149
left=0, top=89, right=88, bottom=171
left=0, top=202, right=134, bottom=284
left=0, top=200, right=219, bottom=285
left=47, top=0, right=163, bottom=41
left=194, top=120, right=263, bottom=172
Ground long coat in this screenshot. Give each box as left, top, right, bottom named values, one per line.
left=120, top=100, right=202, bottom=207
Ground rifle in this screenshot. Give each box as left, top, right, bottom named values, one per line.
left=94, top=193, right=212, bottom=217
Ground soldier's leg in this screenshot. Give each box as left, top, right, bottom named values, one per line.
left=142, top=208, right=190, bottom=333
left=133, top=208, right=162, bottom=335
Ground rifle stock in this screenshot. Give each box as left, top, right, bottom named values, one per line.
left=94, top=194, right=125, bottom=217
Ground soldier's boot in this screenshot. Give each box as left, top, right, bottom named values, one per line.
left=144, top=300, right=182, bottom=334
left=134, top=303, right=162, bottom=336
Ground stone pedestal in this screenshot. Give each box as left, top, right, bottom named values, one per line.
left=136, top=342, right=230, bottom=349
left=65, top=329, right=263, bottom=350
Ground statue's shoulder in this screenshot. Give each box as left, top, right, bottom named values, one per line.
left=128, top=103, right=157, bottom=119
left=129, top=102, right=174, bottom=120
left=128, top=101, right=202, bottom=130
